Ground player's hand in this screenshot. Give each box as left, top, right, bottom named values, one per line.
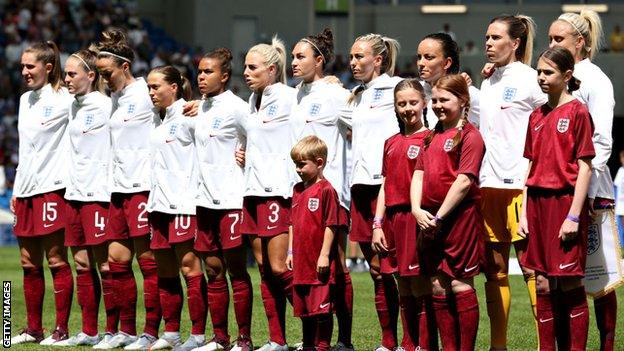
left=481, top=63, right=496, bottom=79
left=10, top=196, right=16, bottom=213
left=559, top=218, right=579, bottom=241
left=372, top=228, right=388, bottom=253
left=517, top=215, right=529, bottom=239
left=317, top=254, right=330, bottom=280
left=235, top=146, right=246, bottom=167
left=322, top=75, right=343, bottom=86
left=285, top=254, right=293, bottom=271
left=413, top=208, right=436, bottom=232
left=183, top=100, right=200, bottom=117
left=460, top=72, right=473, bottom=86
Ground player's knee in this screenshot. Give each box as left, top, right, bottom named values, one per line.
left=368, top=265, right=382, bottom=280
left=73, top=256, right=91, bottom=271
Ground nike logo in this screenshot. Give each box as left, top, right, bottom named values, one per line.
left=319, top=303, right=330, bottom=309
left=41, top=120, right=55, bottom=126
left=82, top=130, right=91, bottom=134
left=43, top=223, right=54, bottom=228
left=54, top=289, right=63, bottom=294
left=123, top=118, right=133, bottom=122
left=94, top=232, right=106, bottom=238
left=408, top=264, right=419, bottom=270
left=464, top=264, right=479, bottom=273
left=175, top=231, right=188, bottom=236
left=369, top=105, right=381, bottom=109
left=165, top=139, right=175, bottom=143
left=262, top=119, right=274, bottom=124
left=137, top=223, right=149, bottom=229
left=266, top=225, right=278, bottom=230
left=570, top=311, right=585, bottom=319
left=209, top=134, right=218, bottom=137
left=534, top=124, right=544, bottom=131
left=539, top=317, right=554, bottom=323
left=559, top=262, right=575, bottom=270
left=500, top=105, right=512, bottom=110
left=230, top=235, right=241, bottom=241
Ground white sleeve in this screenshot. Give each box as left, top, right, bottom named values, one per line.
left=338, top=90, right=353, bottom=129
left=468, top=85, right=480, bottom=128
left=586, top=81, right=615, bottom=199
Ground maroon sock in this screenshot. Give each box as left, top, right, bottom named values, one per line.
left=433, top=294, right=458, bottom=350
left=335, top=272, right=353, bottom=346
left=231, top=274, right=253, bottom=337
left=276, top=270, right=294, bottom=305
left=184, top=274, right=208, bottom=336
left=138, top=257, right=161, bottom=337
left=260, top=272, right=286, bottom=345
left=373, top=276, right=399, bottom=349
left=100, top=270, right=119, bottom=333
left=158, top=276, right=183, bottom=332
left=315, top=314, right=333, bottom=351
left=207, top=278, right=229, bottom=341
left=302, top=317, right=315, bottom=348
left=50, top=264, right=74, bottom=331
left=399, top=295, right=418, bottom=351
left=455, top=289, right=479, bottom=351
left=536, top=292, right=556, bottom=351
left=564, top=287, right=589, bottom=351
left=23, top=267, right=45, bottom=333
left=76, top=269, right=100, bottom=336
left=419, top=294, right=438, bottom=350
left=594, top=290, right=616, bottom=351
left=109, top=261, right=137, bottom=335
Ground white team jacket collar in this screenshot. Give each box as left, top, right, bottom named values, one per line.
left=207, top=89, right=233, bottom=104
left=162, top=98, right=186, bottom=122
left=250, top=82, right=286, bottom=112
left=30, top=83, right=53, bottom=99
left=118, top=77, right=145, bottom=97
left=363, top=73, right=395, bottom=90
left=74, top=90, right=99, bottom=105
left=492, top=61, right=522, bottom=78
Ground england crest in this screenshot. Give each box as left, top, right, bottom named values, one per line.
left=169, top=124, right=178, bottom=135
left=407, top=145, right=420, bottom=159
left=309, top=103, right=321, bottom=116
left=587, top=223, right=600, bottom=255
left=267, top=104, right=278, bottom=117
left=502, top=87, right=517, bottom=102
left=443, top=138, right=454, bottom=152
left=85, top=114, right=94, bottom=126
left=127, top=104, right=136, bottom=114
left=308, top=198, right=319, bottom=212
left=43, top=106, right=53, bottom=118
left=557, top=118, right=570, bottom=133
left=373, top=89, right=384, bottom=101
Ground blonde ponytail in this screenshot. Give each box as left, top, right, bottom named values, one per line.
left=559, top=9, right=604, bottom=60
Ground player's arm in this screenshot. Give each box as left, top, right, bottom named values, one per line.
left=410, top=169, right=435, bottom=230
left=434, top=173, right=473, bottom=224
left=517, top=160, right=532, bottom=238
left=317, top=225, right=337, bottom=279
left=286, top=225, right=294, bottom=270
left=372, top=178, right=388, bottom=252
left=559, top=157, right=592, bottom=241
left=586, top=86, right=614, bottom=200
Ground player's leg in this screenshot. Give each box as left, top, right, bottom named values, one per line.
left=224, top=244, right=254, bottom=351
left=450, top=277, right=479, bottom=351
left=42, top=230, right=73, bottom=343
left=175, top=241, right=207, bottom=349
left=483, top=241, right=512, bottom=350
left=333, top=226, right=354, bottom=350
left=397, top=276, right=417, bottom=351
left=411, top=276, right=437, bottom=351
left=559, top=277, right=589, bottom=351
left=13, top=237, right=46, bottom=343
left=431, top=274, right=457, bottom=350
left=204, top=250, right=230, bottom=349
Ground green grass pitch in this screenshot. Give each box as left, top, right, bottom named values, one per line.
left=1, top=246, right=622, bottom=350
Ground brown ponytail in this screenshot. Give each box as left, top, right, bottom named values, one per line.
left=24, top=41, right=63, bottom=90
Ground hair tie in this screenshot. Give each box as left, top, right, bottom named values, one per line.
left=71, top=53, right=91, bottom=71
left=99, top=50, right=132, bottom=63
left=560, top=18, right=584, bottom=39
left=301, top=38, right=326, bottom=63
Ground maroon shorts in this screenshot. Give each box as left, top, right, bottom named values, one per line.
left=349, top=184, right=380, bottom=243
left=380, top=206, right=421, bottom=277
left=195, top=207, right=244, bottom=252
left=241, top=196, right=291, bottom=237
left=293, top=284, right=333, bottom=317
left=65, top=201, right=110, bottom=246
left=521, top=189, right=588, bottom=277
left=420, top=201, right=485, bottom=279
left=107, top=192, right=150, bottom=239
left=13, top=190, right=66, bottom=237
left=149, top=212, right=197, bottom=250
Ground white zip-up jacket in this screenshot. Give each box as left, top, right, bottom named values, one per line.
left=243, top=82, right=297, bottom=198
left=109, top=77, right=160, bottom=193
left=65, top=91, right=112, bottom=202
left=195, top=90, right=247, bottom=210
left=573, top=59, right=615, bottom=200
left=291, top=79, right=350, bottom=208
left=147, top=99, right=197, bottom=215
left=14, top=84, right=73, bottom=197
left=479, top=61, right=547, bottom=189
left=340, top=73, right=402, bottom=187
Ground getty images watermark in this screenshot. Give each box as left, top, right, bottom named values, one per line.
left=3, top=281, right=9, bottom=348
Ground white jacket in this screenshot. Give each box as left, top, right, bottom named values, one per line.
left=14, top=84, right=73, bottom=197
left=65, top=91, right=112, bottom=202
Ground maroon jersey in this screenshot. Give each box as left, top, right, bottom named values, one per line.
left=524, top=99, right=595, bottom=191
left=382, top=130, right=430, bottom=207
left=291, top=179, right=343, bottom=285
left=416, top=123, right=485, bottom=209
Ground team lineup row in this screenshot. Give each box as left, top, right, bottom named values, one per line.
left=9, top=7, right=618, bottom=351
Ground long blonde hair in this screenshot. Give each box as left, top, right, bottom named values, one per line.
left=247, top=35, right=288, bottom=84
left=557, top=10, right=604, bottom=60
